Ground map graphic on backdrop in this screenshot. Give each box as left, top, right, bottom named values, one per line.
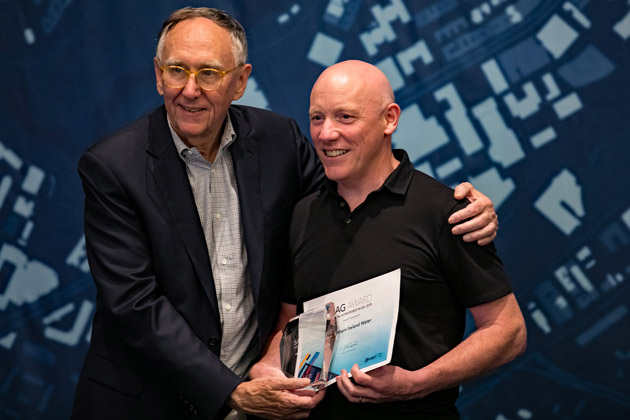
left=1, top=1, right=629, bottom=418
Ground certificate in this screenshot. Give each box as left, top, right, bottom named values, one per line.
left=303, top=268, right=401, bottom=385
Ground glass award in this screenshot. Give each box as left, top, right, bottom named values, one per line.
left=280, top=302, right=336, bottom=390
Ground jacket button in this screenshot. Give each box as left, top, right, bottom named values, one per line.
left=208, top=337, right=219, bottom=347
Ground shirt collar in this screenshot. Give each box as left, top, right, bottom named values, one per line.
left=324, top=149, right=414, bottom=197
left=383, top=149, right=414, bottom=195
left=168, top=113, right=237, bottom=161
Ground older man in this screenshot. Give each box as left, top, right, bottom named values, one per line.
left=252, top=60, right=526, bottom=419
left=72, top=8, right=500, bottom=420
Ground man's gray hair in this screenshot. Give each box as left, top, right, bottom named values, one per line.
left=156, top=7, right=248, bottom=66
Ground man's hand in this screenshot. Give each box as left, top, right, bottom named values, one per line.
left=227, top=377, right=324, bottom=419
left=235, top=303, right=327, bottom=418
left=249, top=361, right=287, bottom=380
left=336, top=364, right=423, bottom=404
left=450, top=182, right=498, bottom=245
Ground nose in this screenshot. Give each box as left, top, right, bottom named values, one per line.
left=316, top=118, right=339, bottom=142
left=181, top=73, right=201, bottom=98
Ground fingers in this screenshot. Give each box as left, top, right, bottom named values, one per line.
left=349, top=364, right=372, bottom=386
left=450, top=184, right=494, bottom=224
left=449, top=195, right=492, bottom=224
left=311, top=388, right=326, bottom=405
left=450, top=205, right=495, bottom=233
left=474, top=228, right=497, bottom=246
left=289, top=388, right=326, bottom=407
left=448, top=201, right=482, bottom=226
left=237, top=378, right=316, bottom=413
left=454, top=216, right=498, bottom=244
left=337, top=369, right=363, bottom=404
left=283, top=390, right=320, bottom=408
left=336, top=365, right=381, bottom=404
left=453, top=182, right=473, bottom=200
left=449, top=186, right=498, bottom=246
left=451, top=209, right=497, bottom=235
left=268, top=377, right=313, bottom=391
left=229, top=379, right=319, bottom=419
left=292, top=388, right=318, bottom=397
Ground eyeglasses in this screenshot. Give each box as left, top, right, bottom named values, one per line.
left=158, top=64, right=241, bottom=91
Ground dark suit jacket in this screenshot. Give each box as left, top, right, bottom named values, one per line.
left=71, top=105, right=324, bottom=419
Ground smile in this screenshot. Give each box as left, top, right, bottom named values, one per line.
left=325, top=149, right=348, bottom=157
left=181, top=105, right=204, bottom=112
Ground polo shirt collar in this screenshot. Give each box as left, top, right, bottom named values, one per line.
left=324, top=148, right=414, bottom=197
left=383, top=149, right=414, bottom=195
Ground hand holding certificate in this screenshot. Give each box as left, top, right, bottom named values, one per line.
left=281, top=269, right=401, bottom=388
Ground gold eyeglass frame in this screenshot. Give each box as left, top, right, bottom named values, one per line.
left=158, top=64, right=242, bottom=91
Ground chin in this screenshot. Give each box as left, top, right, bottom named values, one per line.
left=323, top=169, right=347, bottom=183
left=178, top=124, right=208, bottom=137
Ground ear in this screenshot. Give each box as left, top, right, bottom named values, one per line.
left=154, top=57, right=165, bottom=96
left=383, top=103, right=401, bottom=135
left=232, top=63, right=252, bottom=101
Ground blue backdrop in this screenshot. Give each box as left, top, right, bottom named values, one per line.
left=1, top=0, right=629, bottom=419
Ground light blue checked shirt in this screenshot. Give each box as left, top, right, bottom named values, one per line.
left=169, top=115, right=258, bottom=378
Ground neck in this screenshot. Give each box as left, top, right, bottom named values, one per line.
left=338, top=152, right=399, bottom=211
left=177, top=121, right=226, bottom=164
left=194, top=137, right=221, bottom=163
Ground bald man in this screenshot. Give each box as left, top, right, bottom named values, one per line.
left=251, top=61, right=526, bottom=419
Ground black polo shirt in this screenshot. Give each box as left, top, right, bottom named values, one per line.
left=287, top=149, right=512, bottom=418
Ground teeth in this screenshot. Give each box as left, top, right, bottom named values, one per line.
left=325, top=149, right=348, bottom=157
left=182, top=106, right=203, bottom=112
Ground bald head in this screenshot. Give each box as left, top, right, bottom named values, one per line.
left=311, top=60, right=394, bottom=109
left=309, top=60, right=402, bottom=201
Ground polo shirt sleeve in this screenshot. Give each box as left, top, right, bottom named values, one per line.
left=437, top=201, right=513, bottom=308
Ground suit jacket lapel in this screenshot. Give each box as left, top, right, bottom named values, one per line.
left=229, top=108, right=264, bottom=307
left=145, top=107, right=220, bottom=319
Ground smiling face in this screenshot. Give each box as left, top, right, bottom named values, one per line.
left=154, top=17, right=251, bottom=150
left=309, top=61, right=400, bottom=193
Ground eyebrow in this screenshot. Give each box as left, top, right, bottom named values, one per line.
left=309, top=105, right=361, bottom=115
left=163, top=60, right=224, bottom=69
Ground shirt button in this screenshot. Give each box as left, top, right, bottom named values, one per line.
left=339, top=202, right=346, bottom=207
left=215, top=213, right=221, bottom=220
left=221, top=259, right=227, bottom=265
left=345, top=218, right=351, bottom=224
left=225, top=303, right=232, bottom=310
left=211, top=169, right=216, bottom=174
left=208, top=337, right=219, bottom=347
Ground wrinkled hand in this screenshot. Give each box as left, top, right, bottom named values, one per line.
left=227, top=377, right=324, bottom=419
left=336, top=364, right=420, bottom=404
left=449, top=182, right=498, bottom=245
left=249, top=362, right=288, bottom=380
